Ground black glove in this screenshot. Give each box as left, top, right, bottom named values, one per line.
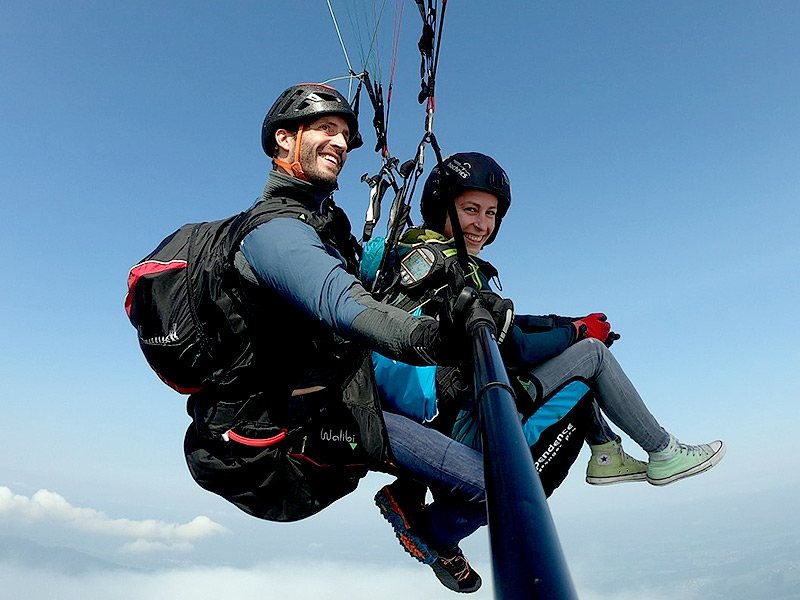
left=477, top=290, right=515, bottom=345
left=440, top=287, right=514, bottom=346
left=407, top=314, right=469, bottom=367
left=437, top=287, right=476, bottom=362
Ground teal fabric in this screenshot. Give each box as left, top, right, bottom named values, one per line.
left=372, top=351, right=438, bottom=423
left=452, top=379, right=590, bottom=452
left=521, top=380, right=590, bottom=446
left=372, top=305, right=439, bottom=423
left=359, top=236, right=386, bottom=288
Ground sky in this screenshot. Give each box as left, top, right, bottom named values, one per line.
left=1, top=1, right=799, bottom=598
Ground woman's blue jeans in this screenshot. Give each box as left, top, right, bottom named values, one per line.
left=529, top=338, right=670, bottom=453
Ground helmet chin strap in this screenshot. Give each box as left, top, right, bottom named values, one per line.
left=274, top=123, right=308, bottom=180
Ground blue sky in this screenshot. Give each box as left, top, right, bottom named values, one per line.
left=2, top=2, right=799, bottom=598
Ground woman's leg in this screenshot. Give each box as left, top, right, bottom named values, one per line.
left=585, top=400, right=622, bottom=445
left=530, top=338, right=670, bottom=453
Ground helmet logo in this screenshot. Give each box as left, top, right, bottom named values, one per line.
left=306, top=92, right=340, bottom=104
left=447, top=158, right=472, bottom=180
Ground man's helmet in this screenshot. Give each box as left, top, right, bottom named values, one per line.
left=420, top=152, right=511, bottom=246
left=261, top=83, right=363, bottom=157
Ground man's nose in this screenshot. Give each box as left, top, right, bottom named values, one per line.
left=330, top=131, right=348, bottom=149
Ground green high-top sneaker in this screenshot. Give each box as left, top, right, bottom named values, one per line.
left=647, top=436, right=726, bottom=486
left=586, top=440, right=648, bottom=485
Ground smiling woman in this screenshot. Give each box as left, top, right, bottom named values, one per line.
left=441, top=190, right=498, bottom=255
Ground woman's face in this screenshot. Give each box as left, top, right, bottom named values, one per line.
left=442, top=190, right=498, bottom=255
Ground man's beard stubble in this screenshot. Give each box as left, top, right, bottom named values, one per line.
left=298, top=141, right=340, bottom=186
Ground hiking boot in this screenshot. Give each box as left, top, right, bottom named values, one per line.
left=647, top=436, right=726, bottom=486
left=586, top=440, right=648, bottom=485
left=374, top=481, right=436, bottom=564
left=430, top=546, right=482, bottom=593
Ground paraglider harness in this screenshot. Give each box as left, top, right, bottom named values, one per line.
left=362, top=230, right=592, bottom=496
left=327, top=1, right=590, bottom=497
left=125, top=194, right=360, bottom=396
left=127, top=186, right=391, bottom=522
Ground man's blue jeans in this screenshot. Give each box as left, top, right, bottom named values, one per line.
left=383, top=411, right=486, bottom=552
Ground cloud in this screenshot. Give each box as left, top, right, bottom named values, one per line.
left=0, top=561, right=490, bottom=600
left=120, top=539, right=195, bottom=554
left=0, top=486, right=226, bottom=552
left=0, top=559, right=730, bottom=600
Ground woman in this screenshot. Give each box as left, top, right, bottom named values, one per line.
left=368, top=152, right=726, bottom=582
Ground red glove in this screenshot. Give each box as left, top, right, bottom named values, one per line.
left=572, top=313, right=611, bottom=343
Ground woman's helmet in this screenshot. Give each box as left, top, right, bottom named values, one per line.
left=261, top=83, right=363, bottom=157
left=420, top=152, right=511, bottom=245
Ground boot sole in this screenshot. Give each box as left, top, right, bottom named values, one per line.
left=375, top=486, right=437, bottom=564
left=647, top=442, right=726, bottom=486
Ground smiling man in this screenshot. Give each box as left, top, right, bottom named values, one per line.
left=271, top=113, right=350, bottom=184
left=174, top=84, right=494, bottom=594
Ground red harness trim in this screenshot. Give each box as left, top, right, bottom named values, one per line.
left=125, top=259, right=187, bottom=317
left=225, top=428, right=288, bottom=447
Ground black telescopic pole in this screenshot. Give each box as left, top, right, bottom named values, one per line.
left=467, top=301, right=580, bottom=600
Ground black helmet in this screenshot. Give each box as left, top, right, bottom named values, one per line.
left=420, top=152, right=511, bottom=246
left=261, top=83, right=363, bottom=156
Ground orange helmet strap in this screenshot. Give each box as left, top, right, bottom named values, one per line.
left=273, top=123, right=307, bottom=180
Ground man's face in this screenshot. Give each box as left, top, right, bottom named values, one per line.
left=290, top=115, right=349, bottom=185
left=443, top=190, right=498, bottom=255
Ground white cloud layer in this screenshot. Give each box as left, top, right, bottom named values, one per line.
left=0, top=486, right=226, bottom=552
left=0, top=560, right=684, bottom=600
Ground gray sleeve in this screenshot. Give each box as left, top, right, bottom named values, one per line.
left=348, top=283, right=442, bottom=366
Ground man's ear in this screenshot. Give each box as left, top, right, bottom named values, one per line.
left=274, top=128, right=296, bottom=157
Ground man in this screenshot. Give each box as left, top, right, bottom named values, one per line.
left=177, top=84, right=487, bottom=593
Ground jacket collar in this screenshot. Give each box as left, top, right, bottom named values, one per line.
left=261, top=169, right=336, bottom=212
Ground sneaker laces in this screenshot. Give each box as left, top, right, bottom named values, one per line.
left=676, top=442, right=709, bottom=457
left=439, top=553, right=472, bottom=582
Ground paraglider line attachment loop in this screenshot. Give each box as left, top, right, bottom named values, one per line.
left=425, top=102, right=435, bottom=135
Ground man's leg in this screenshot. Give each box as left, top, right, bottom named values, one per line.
left=381, top=411, right=486, bottom=549
left=378, top=411, right=485, bottom=592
